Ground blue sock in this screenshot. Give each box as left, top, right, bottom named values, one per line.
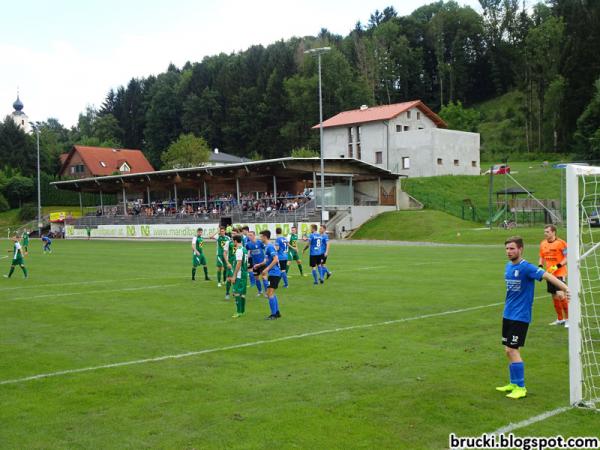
left=312, top=269, right=318, bottom=283
left=282, top=271, right=288, bottom=287
left=256, top=281, right=262, bottom=293
left=324, top=266, right=331, bottom=275
left=269, top=296, right=279, bottom=315
left=249, top=271, right=256, bottom=286
left=319, top=266, right=325, bottom=280
left=263, top=279, right=269, bottom=291
left=510, top=362, right=525, bottom=387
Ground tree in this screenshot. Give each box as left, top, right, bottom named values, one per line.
left=93, top=113, right=123, bottom=147
left=291, top=147, right=319, bottom=157
left=439, top=101, right=481, bottom=132
left=3, top=174, right=34, bottom=208
left=575, top=77, right=600, bottom=158
left=0, top=118, right=39, bottom=176
left=161, top=133, right=211, bottom=169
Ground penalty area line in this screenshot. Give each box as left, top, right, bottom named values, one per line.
left=0, top=301, right=503, bottom=386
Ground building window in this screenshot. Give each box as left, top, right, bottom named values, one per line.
left=119, top=162, right=131, bottom=172
left=402, top=157, right=410, bottom=169
left=454, top=159, right=459, bottom=166
left=100, top=161, right=107, bottom=167
left=471, top=161, right=477, bottom=167
left=356, top=126, right=362, bottom=159
left=404, top=125, right=410, bottom=131
left=375, top=151, right=383, bottom=164
left=437, top=158, right=443, bottom=165
left=70, top=166, right=75, bottom=174
left=347, top=127, right=353, bottom=158
left=407, top=110, right=411, bottom=119
left=417, top=111, right=421, bottom=120
left=396, top=124, right=402, bottom=132
left=418, top=126, right=424, bottom=130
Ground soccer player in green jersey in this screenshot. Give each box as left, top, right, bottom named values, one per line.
left=22, top=230, right=29, bottom=255
left=225, top=229, right=237, bottom=299
left=4, top=234, right=28, bottom=279
left=215, top=227, right=229, bottom=287
left=86, top=226, right=91, bottom=240
left=287, top=226, right=304, bottom=276
left=231, top=234, right=248, bottom=318
left=192, top=227, right=210, bottom=281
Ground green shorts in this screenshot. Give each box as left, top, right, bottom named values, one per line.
left=288, top=248, right=300, bottom=261
left=233, top=276, right=247, bottom=295
left=11, top=256, right=24, bottom=266
left=226, top=259, right=236, bottom=277
left=193, top=253, right=207, bottom=267
left=216, top=255, right=226, bottom=268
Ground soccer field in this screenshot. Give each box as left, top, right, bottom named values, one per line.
left=0, top=239, right=597, bottom=449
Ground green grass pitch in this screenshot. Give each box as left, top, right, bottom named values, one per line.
left=0, top=239, right=597, bottom=448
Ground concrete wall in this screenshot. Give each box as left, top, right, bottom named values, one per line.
left=389, top=128, right=480, bottom=177
left=332, top=205, right=397, bottom=238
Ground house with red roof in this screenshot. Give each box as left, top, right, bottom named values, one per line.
left=314, top=100, right=480, bottom=177
left=59, top=146, right=154, bottom=179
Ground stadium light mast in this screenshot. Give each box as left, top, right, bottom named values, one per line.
left=31, top=122, right=42, bottom=238
left=304, top=46, right=331, bottom=221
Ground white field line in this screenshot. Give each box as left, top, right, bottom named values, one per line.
left=0, top=276, right=181, bottom=292
left=491, top=406, right=571, bottom=435
left=7, top=284, right=183, bottom=302
left=0, top=301, right=503, bottom=386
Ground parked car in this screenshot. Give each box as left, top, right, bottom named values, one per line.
left=483, top=164, right=511, bottom=175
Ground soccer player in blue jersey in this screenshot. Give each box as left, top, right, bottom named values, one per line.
left=247, top=231, right=267, bottom=296
left=275, top=227, right=289, bottom=288
left=303, top=224, right=324, bottom=285
left=42, top=235, right=52, bottom=254
left=496, top=236, right=569, bottom=399
left=319, top=224, right=332, bottom=280
left=257, top=230, right=282, bottom=319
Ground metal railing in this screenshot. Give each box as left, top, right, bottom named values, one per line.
left=70, top=198, right=320, bottom=227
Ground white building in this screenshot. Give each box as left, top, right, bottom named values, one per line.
left=9, top=94, right=32, bottom=134
left=315, top=100, right=480, bottom=177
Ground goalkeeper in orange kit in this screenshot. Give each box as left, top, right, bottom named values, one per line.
left=539, top=224, right=569, bottom=327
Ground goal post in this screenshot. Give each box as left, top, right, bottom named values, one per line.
left=566, top=164, right=600, bottom=408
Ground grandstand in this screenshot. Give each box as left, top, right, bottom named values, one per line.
left=51, top=157, right=402, bottom=238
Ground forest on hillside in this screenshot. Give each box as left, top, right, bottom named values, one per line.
left=1, top=0, right=600, bottom=203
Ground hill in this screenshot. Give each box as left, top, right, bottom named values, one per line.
left=351, top=210, right=563, bottom=244
left=401, top=161, right=566, bottom=223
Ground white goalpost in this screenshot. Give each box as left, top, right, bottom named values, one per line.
left=566, top=164, right=600, bottom=408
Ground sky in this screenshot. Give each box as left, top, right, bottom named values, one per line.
left=1, top=0, right=482, bottom=128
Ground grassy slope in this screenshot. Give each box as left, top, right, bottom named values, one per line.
left=0, top=239, right=596, bottom=448
left=401, top=161, right=566, bottom=222
left=351, top=210, right=564, bottom=244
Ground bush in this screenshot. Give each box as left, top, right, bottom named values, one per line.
left=0, top=193, right=9, bottom=212
left=18, top=203, right=37, bottom=221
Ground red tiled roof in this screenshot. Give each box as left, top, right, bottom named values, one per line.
left=312, top=100, right=447, bottom=129
left=59, top=145, right=154, bottom=177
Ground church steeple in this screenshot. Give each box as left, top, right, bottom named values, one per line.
left=9, top=90, right=31, bottom=134
left=13, top=94, right=24, bottom=113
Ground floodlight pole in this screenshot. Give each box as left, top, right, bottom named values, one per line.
left=32, top=123, right=42, bottom=237
left=304, top=46, right=331, bottom=222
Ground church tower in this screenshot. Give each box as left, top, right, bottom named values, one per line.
left=10, top=92, right=32, bottom=134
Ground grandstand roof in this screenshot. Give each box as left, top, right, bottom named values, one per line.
left=51, top=157, right=400, bottom=193
left=312, top=100, right=447, bottom=129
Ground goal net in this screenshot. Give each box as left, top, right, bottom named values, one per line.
left=567, top=164, right=600, bottom=408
